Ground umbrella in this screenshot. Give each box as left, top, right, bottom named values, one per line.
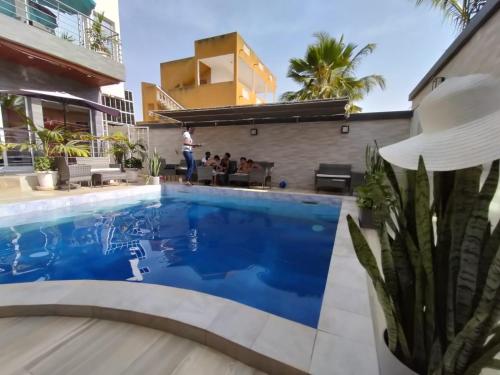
left=0, top=89, right=120, bottom=117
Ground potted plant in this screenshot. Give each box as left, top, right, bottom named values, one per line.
left=355, top=143, right=394, bottom=228
left=104, top=131, right=146, bottom=182
left=124, top=156, right=143, bottom=182
left=20, top=126, right=91, bottom=190
left=33, top=155, right=57, bottom=189
left=347, top=157, right=500, bottom=375
left=86, top=11, right=115, bottom=57
left=148, top=149, right=161, bottom=185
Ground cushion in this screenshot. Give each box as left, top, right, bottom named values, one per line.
left=91, top=168, right=121, bottom=173
left=316, top=174, right=351, bottom=178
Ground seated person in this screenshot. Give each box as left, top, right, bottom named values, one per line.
left=218, top=152, right=231, bottom=173
left=201, top=151, right=211, bottom=166
left=237, top=157, right=247, bottom=172
left=207, top=154, right=220, bottom=169
left=245, top=159, right=261, bottom=172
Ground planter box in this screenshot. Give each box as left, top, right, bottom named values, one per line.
left=149, top=176, right=160, bottom=185
left=359, top=207, right=377, bottom=229
left=125, top=168, right=139, bottom=183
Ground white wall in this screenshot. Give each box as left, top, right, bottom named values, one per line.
left=95, top=0, right=125, bottom=99
left=411, top=10, right=500, bottom=108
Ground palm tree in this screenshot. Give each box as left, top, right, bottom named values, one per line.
left=102, top=131, right=147, bottom=167
left=415, top=0, right=488, bottom=31
left=281, top=32, right=385, bottom=113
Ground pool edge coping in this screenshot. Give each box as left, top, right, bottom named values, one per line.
left=0, top=280, right=312, bottom=375
left=0, top=185, right=378, bottom=374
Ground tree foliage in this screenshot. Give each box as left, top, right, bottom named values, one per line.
left=281, top=32, right=385, bottom=113
left=415, top=0, right=488, bottom=31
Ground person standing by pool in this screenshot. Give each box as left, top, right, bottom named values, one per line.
left=182, top=126, right=201, bottom=185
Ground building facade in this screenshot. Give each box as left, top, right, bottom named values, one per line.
left=409, top=0, right=500, bottom=109
left=141, top=32, right=276, bottom=121
left=103, top=90, right=136, bottom=127
left=0, top=0, right=127, bottom=171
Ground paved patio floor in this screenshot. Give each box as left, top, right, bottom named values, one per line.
left=0, top=316, right=265, bottom=375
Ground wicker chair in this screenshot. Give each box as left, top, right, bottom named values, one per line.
left=197, top=166, right=214, bottom=185
left=249, top=168, right=267, bottom=188
left=55, top=157, right=92, bottom=191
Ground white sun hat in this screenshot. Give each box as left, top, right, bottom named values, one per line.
left=379, top=74, right=500, bottom=171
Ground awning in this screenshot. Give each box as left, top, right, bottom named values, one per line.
left=59, top=0, right=96, bottom=15
left=38, top=0, right=96, bottom=16
left=153, top=98, right=350, bottom=126
left=0, top=89, right=120, bottom=116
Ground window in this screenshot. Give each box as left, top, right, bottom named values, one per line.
left=431, top=77, right=446, bottom=90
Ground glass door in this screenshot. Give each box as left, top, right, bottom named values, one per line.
left=0, top=95, right=33, bottom=169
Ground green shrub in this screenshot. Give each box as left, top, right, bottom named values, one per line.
left=34, top=156, right=54, bottom=172
left=124, top=157, right=143, bottom=169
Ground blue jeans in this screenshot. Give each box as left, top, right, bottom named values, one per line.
left=183, top=151, right=195, bottom=181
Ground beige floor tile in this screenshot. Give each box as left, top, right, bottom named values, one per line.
left=0, top=316, right=265, bottom=375
left=0, top=316, right=94, bottom=374
left=26, top=320, right=163, bottom=375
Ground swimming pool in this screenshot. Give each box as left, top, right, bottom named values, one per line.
left=0, top=191, right=341, bottom=327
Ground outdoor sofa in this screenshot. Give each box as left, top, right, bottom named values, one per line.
left=228, top=161, right=274, bottom=188
left=55, top=157, right=92, bottom=191
left=314, top=163, right=352, bottom=194
left=72, top=157, right=128, bottom=186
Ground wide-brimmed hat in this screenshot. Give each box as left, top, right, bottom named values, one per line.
left=379, top=74, right=500, bottom=171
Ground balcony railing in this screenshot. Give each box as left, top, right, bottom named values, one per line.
left=0, top=0, right=122, bottom=63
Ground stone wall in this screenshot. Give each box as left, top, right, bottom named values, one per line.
left=148, top=117, right=411, bottom=190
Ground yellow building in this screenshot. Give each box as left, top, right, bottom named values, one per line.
left=141, top=32, right=276, bottom=121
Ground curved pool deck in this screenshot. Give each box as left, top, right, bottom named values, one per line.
left=0, top=184, right=379, bottom=375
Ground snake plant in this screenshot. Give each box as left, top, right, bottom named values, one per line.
left=348, top=156, right=500, bottom=375
left=148, top=149, right=161, bottom=177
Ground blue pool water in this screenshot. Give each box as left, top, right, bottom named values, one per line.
left=0, top=193, right=340, bottom=327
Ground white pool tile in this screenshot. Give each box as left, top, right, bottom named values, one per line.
left=318, top=306, right=374, bottom=345
left=322, top=283, right=371, bottom=317
left=252, top=315, right=316, bottom=372
left=168, top=290, right=228, bottom=330
left=310, top=331, right=379, bottom=375
left=208, top=302, right=270, bottom=348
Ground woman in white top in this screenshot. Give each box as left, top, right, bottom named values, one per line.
left=182, top=126, right=201, bottom=185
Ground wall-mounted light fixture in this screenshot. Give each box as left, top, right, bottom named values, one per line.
left=341, top=124, right=350, bottom=134
left=250, top=128, right=258, bottom=136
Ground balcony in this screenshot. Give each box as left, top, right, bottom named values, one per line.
left=0, top=0, right=122, bottom=62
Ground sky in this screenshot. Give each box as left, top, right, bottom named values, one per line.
left=119, top=0, right=457, bottom=121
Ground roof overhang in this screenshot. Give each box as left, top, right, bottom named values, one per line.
left=152, top=98, right=350, bottom=126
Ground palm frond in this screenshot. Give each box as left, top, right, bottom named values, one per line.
left=282, top=32, right=384, bottom=111
left=415, top=0, right=487, bottom=30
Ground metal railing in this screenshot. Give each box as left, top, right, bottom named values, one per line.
left=0, top=127, right=34, bottom=167
left=0, top=0, right=122, bottom=63
left=0, top=127, right=111, bottom=169
left=155, top=85, right=184, bottom=111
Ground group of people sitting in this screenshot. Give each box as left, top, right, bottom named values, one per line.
left=201, top=152, right=261, bottom=174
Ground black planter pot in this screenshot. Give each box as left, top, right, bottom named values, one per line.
left=358, top=207, right=377, bottom=229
